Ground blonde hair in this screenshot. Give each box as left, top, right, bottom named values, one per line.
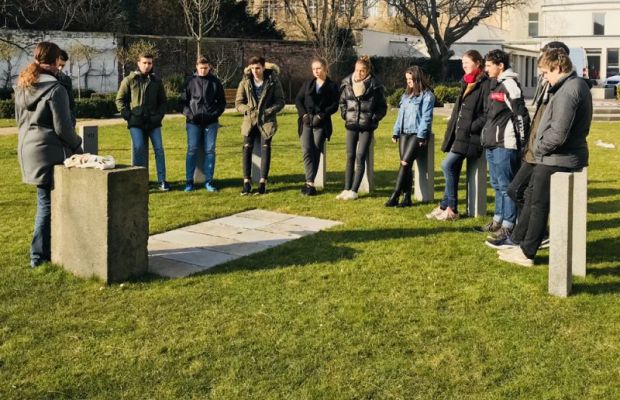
left=356, top=55, right=372, bottom=73
left=17, top=42, right=61, bottom=88
left=538, top=48, right=572, bottom=73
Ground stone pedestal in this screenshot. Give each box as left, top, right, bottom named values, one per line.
left=357, top=138, right=375, bottom=194
left=251, top=135, right=262, bottom=183
left=549, top=172, right=574, bottom=297
left=51, top=165, right=149, bottom=283
left=466, top=154, right=487, bottom=217
left=413, top=133, right=435, bottom=202
left=314, top=142, right=327, bottom=190
left=78, top=125, right=98, bottom=154
left=572, top=168, right=588, bottom=277
left=193, top=143, right=206, bottom=184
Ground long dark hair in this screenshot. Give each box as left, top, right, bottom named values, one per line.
left=405, top=66, right=432, bottom=97
left=17, top=42, right=61, bottom=88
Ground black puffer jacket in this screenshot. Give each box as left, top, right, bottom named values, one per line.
left=339, top=74, right=387, bottom=132
left=180, top=73, right=226, bottom=127
left=441, top=75, right=491, bottom=158
left=295, top=77, right=339, bottom=140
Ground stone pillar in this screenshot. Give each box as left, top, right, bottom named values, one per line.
left=251, top=135, right=262, bottom=183
left=193, top=143, right=206, bottom=185
left=51, top=165, right=149, bottom=283
left=466, top=154, right=487, bottom=217
left=314, top=142, right=327, bottom=190
left=78, top=125, right=98, bottom=154
left=357, top=138, right=375, bottom=194
left=549, top=172, right=574, bottom=297
left=413, top=133, right=435, bottom=202
left=572, top=168, right=588, bottom=277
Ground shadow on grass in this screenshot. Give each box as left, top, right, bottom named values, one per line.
left=588, top=187, right=620, bottom=199
left=588, top=200, right=620, bottom=214
left=588, top=217, right=620, bottom=232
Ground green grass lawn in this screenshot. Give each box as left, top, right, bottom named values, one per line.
left=0, top=118, right=15, bottom=128
left=1, top=110, right=619, bottom=399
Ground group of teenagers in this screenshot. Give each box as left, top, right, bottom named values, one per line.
left=16, top=40, right=590, bottom=269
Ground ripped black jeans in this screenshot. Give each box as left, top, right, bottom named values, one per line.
left=243, top=126, right=272, bottom=181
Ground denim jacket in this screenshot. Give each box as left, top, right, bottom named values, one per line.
left=392, top=90, right=435, bottom=139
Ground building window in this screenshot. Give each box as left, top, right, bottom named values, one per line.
left=607, top=48, right=619, bottom=76
left=528, top=13, right=538, bottom=37
left=593, top=13, right=605, bottom=36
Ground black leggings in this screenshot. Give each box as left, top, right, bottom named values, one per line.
left=345, top=129, right=373, bottom=192
left=243, top=126, right=272, bottom=181
left=300, top=125, right=326, bottom=183
left=393, top=135, right=425, bottom=194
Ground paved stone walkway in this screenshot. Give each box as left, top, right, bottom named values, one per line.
left=148, top=209, right=341, bottom=278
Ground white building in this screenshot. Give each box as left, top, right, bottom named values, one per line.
left=504, top=0, right=620, bottom=81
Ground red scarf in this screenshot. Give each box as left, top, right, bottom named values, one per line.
left=463, top=69, right=481, bottom=84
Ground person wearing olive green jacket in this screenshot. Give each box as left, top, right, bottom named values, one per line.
left=115, top=53, right=170, bottom=191
left=235, top=56, right=285, bottom=195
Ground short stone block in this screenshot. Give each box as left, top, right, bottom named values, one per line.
left=314, top=142, right=327, bottom=190
left=572, top=168, right=587, bottom=277
left=549, top=172, right=574, bottom=297
left=51, top=165, right=149, bottom=283
left=78, top=125, right=98, bottom=154
left=251, top=135, right=262, bottom=183
left=414, top=133, right=435, bottom=202
left=466, top=154, right=487, bottom=217
left=358, top=138, right=375, bottom=194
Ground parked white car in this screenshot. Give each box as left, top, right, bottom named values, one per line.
left=604, top=75, right=620, bottom=88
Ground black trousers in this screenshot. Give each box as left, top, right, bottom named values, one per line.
left=243, top=126, right=272, bottom=181
left=300, top=125, right=326, bottom=183
left=393, top=135, right=425, bottom=194
left=515, top=164, right=572, bottom=259
left=345, top=129, right=373, bottom=192
left=508, top=161, right=535, bottom=242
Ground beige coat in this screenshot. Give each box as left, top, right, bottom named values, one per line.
left=235, top=63, right=285, bottom=138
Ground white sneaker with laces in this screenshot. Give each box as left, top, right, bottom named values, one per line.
left=343, top=190, right=358, bottom=200
left=336, top=190, right=349, bottom=200
left=498, top=247, right=534, bottom=267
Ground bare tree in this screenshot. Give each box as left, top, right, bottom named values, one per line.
left=74, top=0, right=128, bottom=32
left=179, top=0, right=221, bottom=57
left=209, top=46, right=241, bottom=88
left=387, top=0, right=526, bottom=79
left=0, top=0, right=45, bottom=29
left=0, top=41, right=20, bottom=87
left=282, top=0, right=361, bottom=67
left=67, top=42, right=97, bottom=99
left=116, top=40, right=159, bottom=78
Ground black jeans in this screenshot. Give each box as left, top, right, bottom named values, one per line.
left=345, top=129, right=373, bottom=192
left=300, top=125, right=325, bottom=183
left=516, top=164, right=572, bottom=259
left=394, top=135, right=425, bottom=193
left=243, top=126, right=272, bottom=181
left=508, top=161, right=535, bottom=242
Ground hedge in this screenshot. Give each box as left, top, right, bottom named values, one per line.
left=0, top=100, right=15, bottom=118
left=387, top=84, right=461, bottom=108
left=75, top=98, right=118, bottom=119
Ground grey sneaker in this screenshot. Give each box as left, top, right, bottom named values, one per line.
left=485, top=235, right=518, bottom=250
left=474, top=220, right=502, bottom=233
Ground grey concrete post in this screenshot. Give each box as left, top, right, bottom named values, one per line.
left=549, top=172, right=574, bottom=297
left=357, top=137, right=375, bottom=194
left=314, top=142, right=327, bottom=190
left=466, top=154, right=487, bottom=217
left=572, top=168, right=588, bottom=277
left=193, top=142, right=206, bottom=184
left=251, top=135, right=262, bottom=183
left=413, top=133, right=435, bottom=202
left=78, top=125, right=98, bottom=154
left=51, top=166, right=149, bottom=283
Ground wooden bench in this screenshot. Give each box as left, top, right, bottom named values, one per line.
left=224, top=88, right=236, bottom=107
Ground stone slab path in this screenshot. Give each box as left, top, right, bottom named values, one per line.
left=148, top=209, right=341, bottom=278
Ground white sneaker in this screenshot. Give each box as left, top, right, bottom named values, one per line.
left=498, top=247, right=534, bottom=267
left=343, top=190, right=359, bottom=200
left=425, top=206, right=444, bottom=220
left=336, top=190, right=349, bottom=200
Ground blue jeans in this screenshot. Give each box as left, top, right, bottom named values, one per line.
left=31, top=185, right=51, bottom=267
left=486, top=147, right=520, bottom=228
left=186, top=122, right=218, bottom=182
left=440, top=151, right=466, bottom=212
left=129, top=127, right=166, bottom=182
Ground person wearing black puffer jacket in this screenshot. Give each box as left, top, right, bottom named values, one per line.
left=295, top=57, right=339, bottom=196
left=427, top=50, right=491, bottom=221
left=337, top=55, right=387, bottom=201
left=180, top=56, right=226, bottom=192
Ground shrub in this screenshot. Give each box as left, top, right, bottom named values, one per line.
left=166, top=94, right=182, bottom=113
left=0, top=87, right=14, bottom=100
left=387, top=88, right=405, bottom=108
left=617, top=85, right=620, bottom=102
left=91, top=92, right=118, bottom=102
left=72, top=88, right=96, bottom=99
left=0, top=99, right=15, bottom=118
left=75, top=98, right=117, bottom=119
left=164, top=73, right=186, bottom=97
left=434, top=85, right=461, bottom=106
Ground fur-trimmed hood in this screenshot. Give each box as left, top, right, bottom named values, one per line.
left=243, top=62, right=280, bottom=75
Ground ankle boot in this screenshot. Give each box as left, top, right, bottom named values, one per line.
left=384, top=191, right=400, bottom=207
left=400, top=192, right=413, bottom=207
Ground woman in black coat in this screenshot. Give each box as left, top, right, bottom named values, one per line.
left=295, top=57, right=339, bottom=196
left=336, top=55, right=387, bottom=201
left=427, top=50, right=491, bottom=220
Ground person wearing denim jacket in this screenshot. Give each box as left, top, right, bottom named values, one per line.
left=385, top=66, right=435, bottom=207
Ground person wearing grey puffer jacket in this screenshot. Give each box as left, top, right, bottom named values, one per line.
left=15, top=42, right=83, bottom=268
left=496, top=48, right=592, bottom=267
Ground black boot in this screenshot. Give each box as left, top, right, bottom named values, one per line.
left=400, top=192, right=413, bottom=207
left=384, top=191, right=400, bottom=207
